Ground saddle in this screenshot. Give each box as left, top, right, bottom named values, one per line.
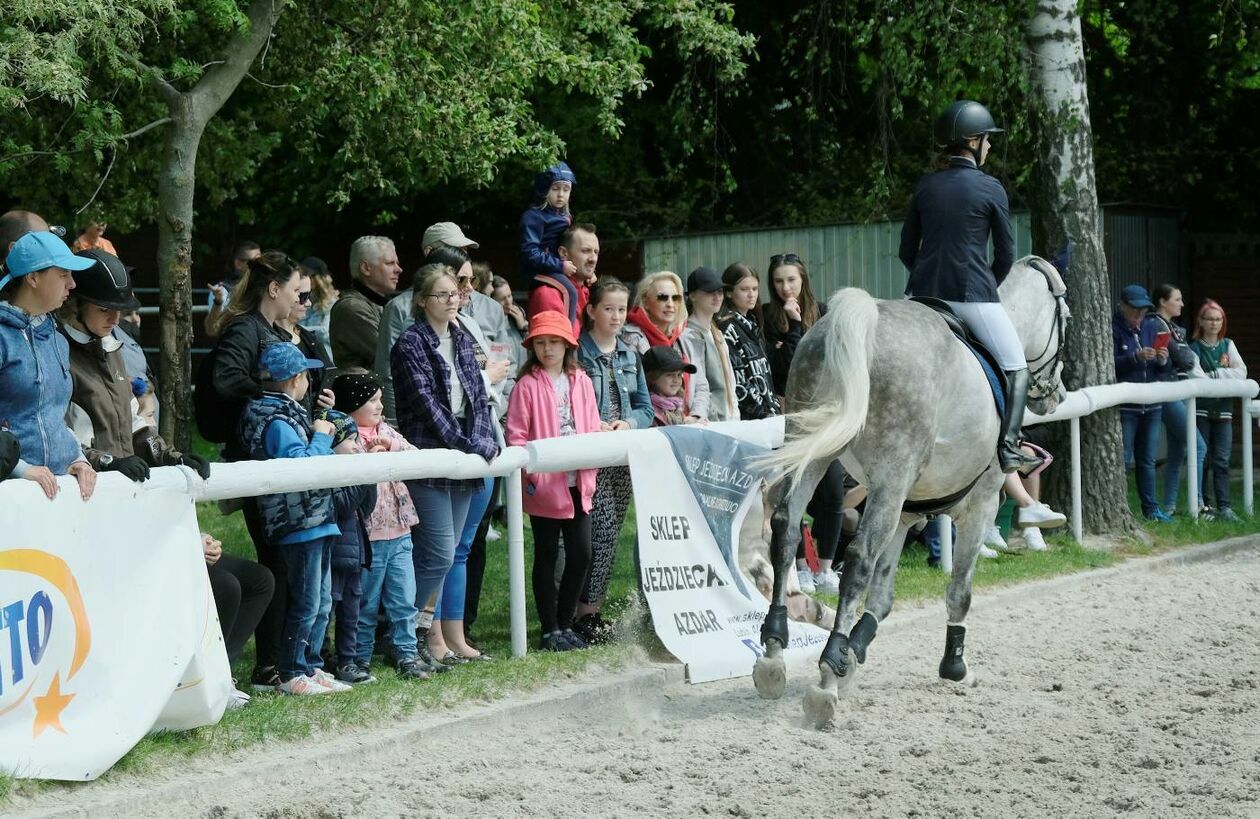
left=909, top=297, right=1008, bottom=414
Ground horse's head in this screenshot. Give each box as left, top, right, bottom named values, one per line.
left=1001, top=256, right=1069, bottom=414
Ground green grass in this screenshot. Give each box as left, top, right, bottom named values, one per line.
left=4, top=438, right=1258, bottom=801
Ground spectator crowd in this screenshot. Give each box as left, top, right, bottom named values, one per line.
left=0, top=159, right=1249, bottom=705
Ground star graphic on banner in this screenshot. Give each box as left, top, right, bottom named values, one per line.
left=31, top=673, right=74, bottom=738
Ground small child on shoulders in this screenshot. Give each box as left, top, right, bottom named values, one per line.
left=505, top=311, right=601, bottom=652
left=332, top=373, right=436, bottom=681
left=521, top=162, right=580, bottom=324
left=643, top=346, right=697, bottom=427
left=237, top=342, right=350, bottom=696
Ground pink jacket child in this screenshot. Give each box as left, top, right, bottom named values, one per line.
left=505, top=360, right=601, bottom=518
left=355, top=420, right=420, bottom=538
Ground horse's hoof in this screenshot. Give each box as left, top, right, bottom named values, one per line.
left=802, top=685, right=839, bottom=729
left=940, top=668, right=980, bottom=688
left=752, top=655, right=787, bottom=700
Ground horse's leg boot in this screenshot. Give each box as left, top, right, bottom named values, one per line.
left=761, top=604, right=789, bottom=650
left=819, top=630, right=853, bottom=678
left=848, top=612, right=878, bottom=664
left=999, top=368, right=1046, bottom=474
left=938, top=624, right=969, bottom=682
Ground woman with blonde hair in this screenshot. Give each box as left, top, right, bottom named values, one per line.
left=621, top=270, right=707, bottom=423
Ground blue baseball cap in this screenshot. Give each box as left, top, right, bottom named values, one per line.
left=1120, top=284, right=1154, bottom=309
left=1, top=230, right=96, bottom=290
left=256, top=342, right=324, bottom=382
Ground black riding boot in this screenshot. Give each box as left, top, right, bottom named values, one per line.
left=999, top=368, right=1044, bottom=474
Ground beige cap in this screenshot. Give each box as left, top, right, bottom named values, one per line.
left=421, top=221, right=479, bottom=250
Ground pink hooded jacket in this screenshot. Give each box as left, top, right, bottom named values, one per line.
left=506, top=366, right=600, bottom=518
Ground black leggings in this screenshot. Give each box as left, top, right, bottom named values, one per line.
left=207, top=553, right=275, bottom=667
left=799, top=459, right=847, bottom=562
left=530, top=488, right=591, bottom=633
left=244, top=498, right=287, bottom=670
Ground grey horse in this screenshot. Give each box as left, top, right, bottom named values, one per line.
left=751, top=256, right=1068, bottom=727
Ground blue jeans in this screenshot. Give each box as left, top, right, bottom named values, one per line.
left=1197, top=417, right=1234, bottom=510
left=435, top=477, right=492, bottom=622
left=1161, top=399, right=1207, bottom=512
left=407, top=483, right=474, bottom=614
left=1122, top=408, right=1163, bottom=517
left=278, top=535, right=334, bottom=681
left=355, top=535, right=418, bottom=663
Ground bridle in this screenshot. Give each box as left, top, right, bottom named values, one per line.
left=1026, top=261, right=1068, bottom=401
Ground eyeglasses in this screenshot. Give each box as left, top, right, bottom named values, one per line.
left=428, top=291, right=460, bottom=303
left=654, top=293, right=683, bottom=303
left=298, top=291, right=312, bottom=304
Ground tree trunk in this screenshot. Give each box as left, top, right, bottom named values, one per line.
left=157, top=100, right=202, bottom=451
left=1026, top=0, right=1137, bottom=537
left=152, top=0, right=286, bottom=452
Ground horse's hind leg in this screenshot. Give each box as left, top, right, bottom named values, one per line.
left=804, top=490, right=905, bottom=727
left=753, top=460, right=827, bottom=701
left=939, top=487, right=1001, bottom=688
left=844, top=518, right=913, bottom=666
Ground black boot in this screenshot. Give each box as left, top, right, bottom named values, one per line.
left=999, top=369, right=1044, bottom=474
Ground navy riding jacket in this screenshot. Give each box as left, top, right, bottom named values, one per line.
left=899, top=156, right=1015, bottom=303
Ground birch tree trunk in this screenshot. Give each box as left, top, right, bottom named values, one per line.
left=154, top=0, right=286, bottom=451
left=1026, top=0, right=1137, bottom=536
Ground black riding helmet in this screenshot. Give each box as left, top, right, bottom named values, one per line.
left=934, top=100, right=1003, bottom=164
left=71, top=248, right=142, bottom=311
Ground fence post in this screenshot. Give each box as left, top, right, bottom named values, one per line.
left=1070, top=416, right=1083, bottom=544
left=1187, top=396, right=1199, bottom=520
left=938, top=515, right=953, bottom=573
left=506, top=467, right=527, bottom=658
left=1242, top=396, right=1254, bottom=517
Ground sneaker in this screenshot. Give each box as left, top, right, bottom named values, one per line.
left=982, top=525, right=1007, bottom=550
left=539, top=631, right=571, bottom=652
left=812, top=569, right=840, bottom=595
left=1021, top=526, right=1048, bottom=552
left=559, top=628, right=589, bottom=650
left=1199, top=506, right=1217, bottom=522
left=310, top=668, right=353, bottom=692
left=396, top=656, right=430, bottom=679
left=336, top=662, right=376, bottom=685
left=1217, top=507, right=1241, bottom=522
left=572, top=613, right=614, bottom=645
left=486, top=525, right=501, bottom=542
left=250, top=665, right=281, bottom=692
left=277, top=675, right=327, bottom=696
left=978, top=545, right=999, bottom=559
left=796, top=568, right=816, bottom=593
left=1145, top=508, right=1173, bottom=523
left=1015, top=502, right=1067, bottom=529
left=225, top=688, right=251, bottom=710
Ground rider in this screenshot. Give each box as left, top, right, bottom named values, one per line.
left=899, top=99, right=1040, bottom=474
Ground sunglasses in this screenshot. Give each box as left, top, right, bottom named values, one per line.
left=298, top=291, right=312, bottom=304
left=770, top=252, right=803, bottom=267
left=654, top=293, right=683, bottom=303
left=456, top=275, right=474, bottom=286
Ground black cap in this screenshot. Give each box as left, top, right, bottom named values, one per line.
left=300, top=256, right=330, bottom=278
left=642, top=345, right=697, bottom=375
left=333, top=372, right=382, bottom=413
left=686, top=266, right=723, bottom=294
left=71, top=249, right=141, bottom=311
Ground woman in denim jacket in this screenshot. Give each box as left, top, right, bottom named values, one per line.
left=572, top=279, right=652, bottom=643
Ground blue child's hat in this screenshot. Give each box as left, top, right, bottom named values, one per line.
left=314, top=408, right=358, bottom=448
left=1, top=230, right=96, bottom=290
left=532, top=161, right=576, bottom=203
left=256, top=342, right=324, bottom=382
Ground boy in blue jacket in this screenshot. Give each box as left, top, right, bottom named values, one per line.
left=521, top=161, right=580, bottom=324
left=238, top=342, right=352, bottom=695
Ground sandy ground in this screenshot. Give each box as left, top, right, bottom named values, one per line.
left=18, top=545, right=1260, bottom=818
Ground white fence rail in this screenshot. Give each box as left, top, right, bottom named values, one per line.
left=26, top=382, right=1257, bottom=658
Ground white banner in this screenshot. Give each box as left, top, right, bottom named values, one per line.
left=629, top=427, right=827, bottom=683
left=0, top=476, right=229, bottom=780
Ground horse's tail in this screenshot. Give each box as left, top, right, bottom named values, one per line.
left=759, top=288, right=879, bottom=488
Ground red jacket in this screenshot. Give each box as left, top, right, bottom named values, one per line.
left=506, top=366, right=600, bottom=519
left=527, top=275, right=588, bottom=338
